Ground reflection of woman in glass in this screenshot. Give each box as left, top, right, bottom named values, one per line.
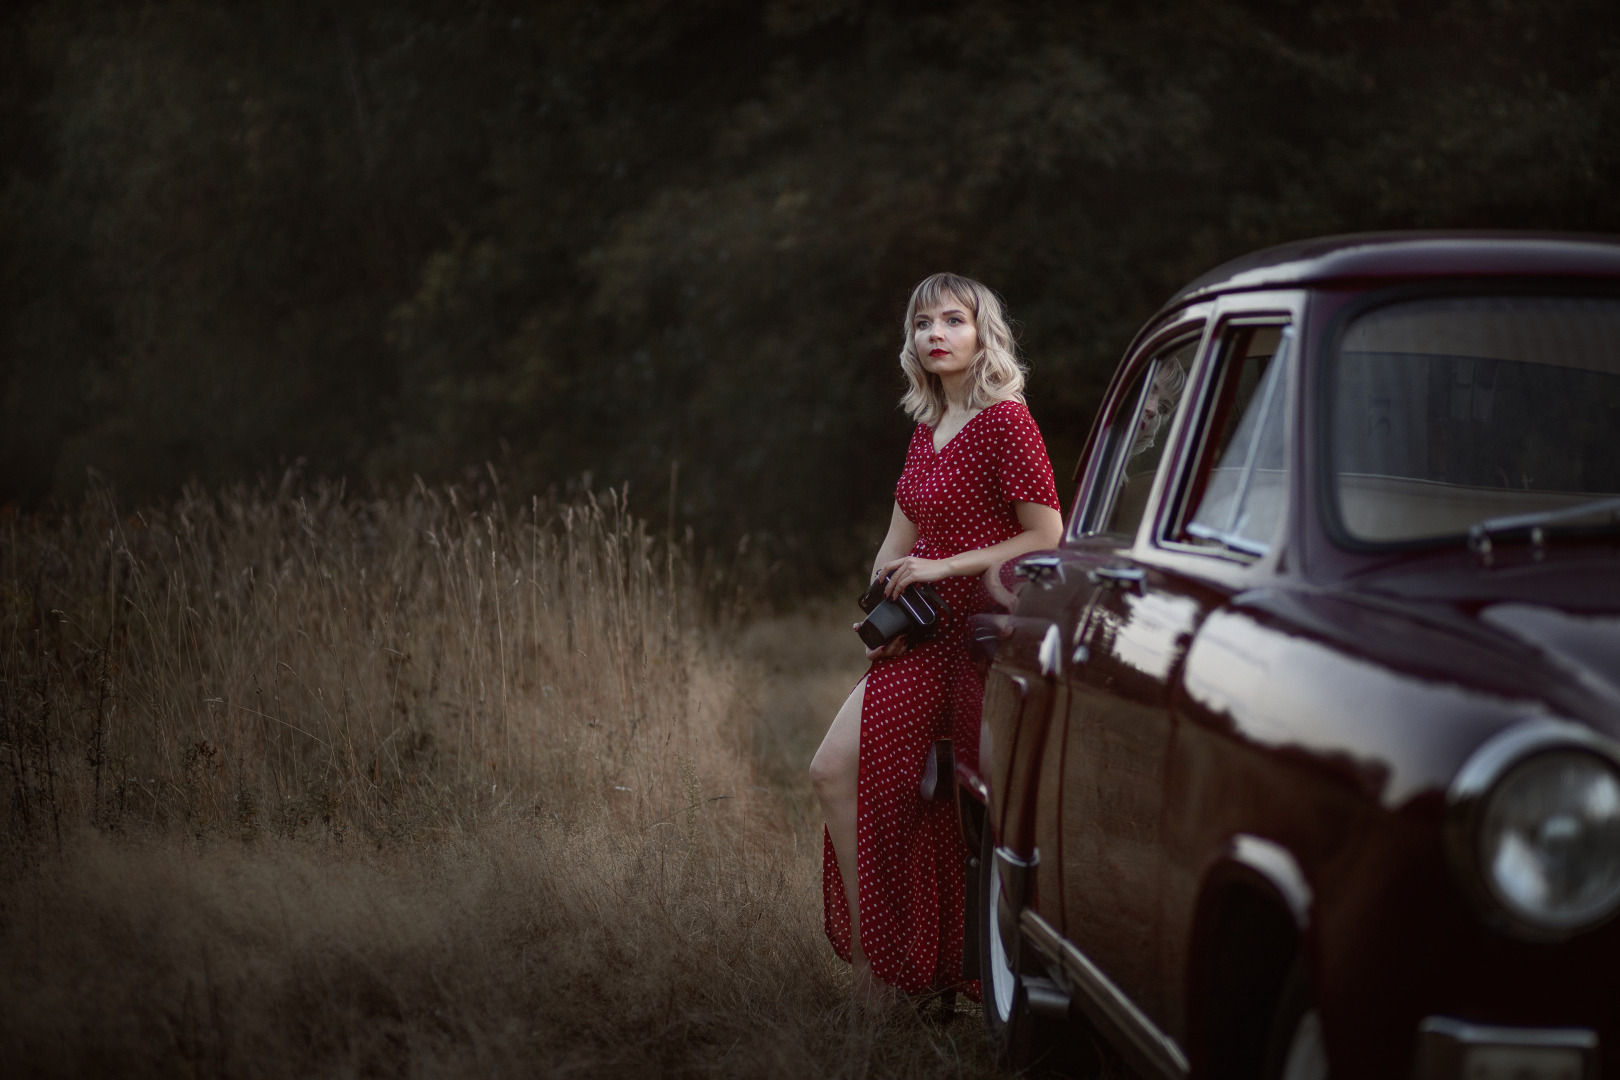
left=1104, top=359, right=1188, bottom=537
left=1132, top=360, right=1187, bottom=460
left=807, top=273, right=1062, bottom=1006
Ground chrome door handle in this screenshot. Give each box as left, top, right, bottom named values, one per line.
left=1087, top=565, right=1145, bottom=591
left=1015, top=554, right=1064, bottom=587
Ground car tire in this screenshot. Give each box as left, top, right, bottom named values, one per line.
left=978, top=824, right=1041, bottom=1070
left=1262, top=957, right=1329, bottom=1080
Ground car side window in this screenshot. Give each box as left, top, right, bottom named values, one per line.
left=1178, top=324, right=1294, bottom=556
left=1085, top=338, right=1197, bottom=537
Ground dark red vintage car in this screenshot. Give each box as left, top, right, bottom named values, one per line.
left=960, top=233, right=1620, bottom=1080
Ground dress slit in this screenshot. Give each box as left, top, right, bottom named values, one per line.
left=821, top=399, right=1058, bottom=998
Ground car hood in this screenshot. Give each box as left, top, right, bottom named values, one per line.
left=1341, top=555, right=1620, bottom=724
left=1477, top=603, right=1620, bottom=706
left=1211, top=566, right=1620, bottom=806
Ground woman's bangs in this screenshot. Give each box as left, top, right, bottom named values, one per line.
left=912, top=276, right=978, bottom=320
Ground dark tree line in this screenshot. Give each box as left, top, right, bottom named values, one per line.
left=4, top=0, right=1619, bottom=584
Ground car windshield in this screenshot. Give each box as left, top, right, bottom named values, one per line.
left=1332, top=294, right=1620, bottom=544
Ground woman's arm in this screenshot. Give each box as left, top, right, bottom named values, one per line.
left=877, top=500, right=1062, bottom=597
left=855, top=502, right=921, bottom=659
left=870, top=501, right=919, bottom=581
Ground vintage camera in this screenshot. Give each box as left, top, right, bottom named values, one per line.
left=856, top=574, right=949, bottom=650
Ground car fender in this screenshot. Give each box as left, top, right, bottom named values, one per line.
left=1183, top=836, right=1316, bottom=1075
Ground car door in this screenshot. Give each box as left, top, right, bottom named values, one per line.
left=1061, top=317, right=1297, bottom=1032
left=977, top=563, right=1084, bottom=930
left=1055, top=329, right=1203, bottom=1021
left=980, top=317, right=1206, bottom=941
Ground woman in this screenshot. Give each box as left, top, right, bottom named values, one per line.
left=808, top=273, right=1063, bottom=1002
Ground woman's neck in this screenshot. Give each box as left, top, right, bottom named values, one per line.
left=939, top=371, right=971, bottom=416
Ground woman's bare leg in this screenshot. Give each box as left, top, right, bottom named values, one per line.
left=810, top=677, right=877, bottom=992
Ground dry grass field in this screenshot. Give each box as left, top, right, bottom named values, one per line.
left=0, top=483, right=1007, bottom=1079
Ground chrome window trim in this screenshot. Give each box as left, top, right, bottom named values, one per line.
left=1157, top=313, right=1297, bottom=561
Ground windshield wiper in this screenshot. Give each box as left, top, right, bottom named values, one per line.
left=1467, top=494, right=1620, bottom=555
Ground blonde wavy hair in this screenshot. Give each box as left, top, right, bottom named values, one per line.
left=899, top=273, right=1027, bottom=427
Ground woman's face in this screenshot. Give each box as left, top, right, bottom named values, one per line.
left=1139, top=386, right=1166, bottom=439
left=912, top=296, right=979, bottom=380
left=1132, top=371, right=1176, bottom=456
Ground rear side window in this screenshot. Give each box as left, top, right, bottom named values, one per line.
left=1333, top=296, right=1620, bottom=543
left=1080, top=337, right=1197, bottom=537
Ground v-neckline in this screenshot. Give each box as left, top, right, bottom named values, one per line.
left=928, top=401, right=998, bottom=455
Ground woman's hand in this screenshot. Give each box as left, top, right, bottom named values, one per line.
left=875, top=555, right=954, bottom=598
left=854, top=623, right=909, bottom=660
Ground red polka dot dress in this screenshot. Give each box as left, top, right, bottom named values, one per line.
left=823, top=398, right=1060, bottom=994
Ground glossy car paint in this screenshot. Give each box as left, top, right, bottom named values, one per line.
left=960, top=234, right=1620, bottom=1078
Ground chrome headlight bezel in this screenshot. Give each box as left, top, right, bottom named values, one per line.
left=1445, top=718, right=1620, bottom=942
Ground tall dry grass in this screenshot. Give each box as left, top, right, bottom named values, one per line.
left=0, top=482, right=1003, bottom=1079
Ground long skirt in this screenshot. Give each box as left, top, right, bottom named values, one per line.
left=821, top=628, right=983, bottom=995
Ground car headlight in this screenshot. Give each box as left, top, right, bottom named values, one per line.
left=1449, top=720, right=1620, bottom=940
left=1480, top=751, right=1620, bottom=929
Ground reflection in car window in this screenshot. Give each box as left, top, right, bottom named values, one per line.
left=1183, top=325, right=1292, bottom=555
left=1334, top=297, right=1620, bottom=543
left=1092, top=340, right=1195, bottom=537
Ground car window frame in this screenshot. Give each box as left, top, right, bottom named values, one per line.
left=1316, top=278, right=1620, bottom=555
left=1068, top=316, right=1210, bottom=544
left=1158, top=312, right=1299, bottom=566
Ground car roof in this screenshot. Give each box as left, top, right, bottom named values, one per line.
left=1165, top=230, right=1620, bottom=310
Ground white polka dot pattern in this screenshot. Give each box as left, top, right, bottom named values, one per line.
left=822, top=398, right=1060, bottom=996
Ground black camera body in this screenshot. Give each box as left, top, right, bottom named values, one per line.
left=856, top=575, right=949, bottom=650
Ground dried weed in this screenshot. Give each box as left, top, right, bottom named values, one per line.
left=0, top=483, right=1002, bottom=1078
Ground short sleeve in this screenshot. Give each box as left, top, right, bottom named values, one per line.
left=991, top=402, right=1061, bottom=511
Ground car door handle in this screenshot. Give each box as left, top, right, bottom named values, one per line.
left=1015, top=554, right=1064, bottom=587
left=1087, top=565, right=1145, bottom=591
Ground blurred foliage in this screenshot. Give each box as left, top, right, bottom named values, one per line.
left=3, top=0, right=1619, bottom=585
